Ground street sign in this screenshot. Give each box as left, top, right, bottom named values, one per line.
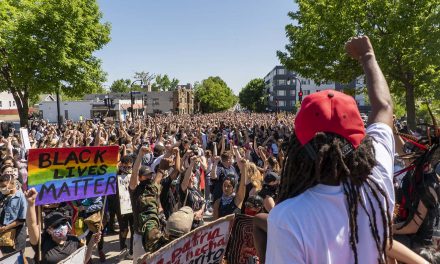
left=131, top=91, right=141, bottom=95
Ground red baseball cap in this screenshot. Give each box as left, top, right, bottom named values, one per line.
left=294, top=90, right=366, bottom=148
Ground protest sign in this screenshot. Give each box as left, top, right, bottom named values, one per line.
left=59, top=246, right=86, bottom=264
left=117, top=174, right=133, bottom=215
left=225, top=214, right=260, bottom=264
left=28, top=146, right=119, bottom=206
left=20, top=128, right=31, bottom=150
left=139, top=215, right=235, bottom=264
left=0, top=251, right=25, bottom=264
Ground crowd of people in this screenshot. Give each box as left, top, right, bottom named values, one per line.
left=0, top=36, right=439, bottom=264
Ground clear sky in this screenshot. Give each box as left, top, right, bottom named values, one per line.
left=95, top=0, right=297, bottom=94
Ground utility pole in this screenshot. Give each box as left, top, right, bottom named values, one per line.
left=56, top=87, right=61, bottom=129
left=131, top=80, right=143, bottom=119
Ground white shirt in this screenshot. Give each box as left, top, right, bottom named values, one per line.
left=266, top=123, right=395, bottom=264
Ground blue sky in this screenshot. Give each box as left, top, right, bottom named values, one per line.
left=95, top=0, right=297, bottom=94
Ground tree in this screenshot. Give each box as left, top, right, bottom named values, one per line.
left=151, top=74, right=179, bottom=91
left=0, top=0, right=111, bottom=126
left=134, top=71, right=155, bottom=90
left=195, top=76, right=237, bottom=113
left=110, top=79, right=131, bottom=93
left=278, top=0, right=440, bottom=129
left=239, top=78, right=267, bottom=112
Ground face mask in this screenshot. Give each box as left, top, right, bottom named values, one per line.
left=245, top=207, right=259, bottom=216
left=0, top=187, right=10, bottom=195
left=51, top=224, right=68, bottom=240
left=0, top=180, right=13, bottom=195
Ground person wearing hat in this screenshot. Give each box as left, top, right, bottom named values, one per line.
left=265, top=36, right=396, bottom=263
left=165, top=206, right=194, bottom=240
left=258, top=171, right=280, bottom=213
left=129, top=146, right=176, bottom=263
left=24, top=188, right=101, bottom=264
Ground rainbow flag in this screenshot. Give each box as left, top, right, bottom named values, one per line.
left=28, top=146, right=119, bottom=206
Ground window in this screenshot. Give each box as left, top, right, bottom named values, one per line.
left=269, top=96, right=273, bottom=101
left=277, top=79, right=286, bottom=85
left=9, top=101, right=11, bottom=107
left=304, top=90, right=311, bottom=95
left=291, top=101, right=296, bottom=106
left=278, top=100, right=286, bottom=107
left=301, top=80, right=307, bottom=85
left=316, top=90, right=321, bottom=92
left=277, top=68, right=286, bottom=75
left=0, top=101, right=2, bottom=107
left=12, top=101, right=15, bottom=106
left=277, top=90, right=286, bottom=96
left=289, top=90, right=296, bottom=96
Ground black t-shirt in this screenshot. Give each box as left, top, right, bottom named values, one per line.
left=212, top=164, right=239, bottom=203
left=179, top=186, right=205, bottom=212
left=160, top=177, right=179, bottom=220
left=32, top=234, right=81, bottom=264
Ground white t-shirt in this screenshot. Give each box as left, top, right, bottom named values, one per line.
left=266, top=123, right=395, bottom=264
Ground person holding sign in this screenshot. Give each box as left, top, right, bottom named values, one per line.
left=24, top=188, right=101, bottom=264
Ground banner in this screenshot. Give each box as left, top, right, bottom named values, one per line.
left=139, top=215, right=235, bottom=264
left=117, top=174, right=133, bottom=215
left=59, top=246, right=86, bottom=264
left=28, top=146, right=119, bottom=206
left=225, top=214, right=260, bottom=264
left=0, top=251, right=24, bottom=264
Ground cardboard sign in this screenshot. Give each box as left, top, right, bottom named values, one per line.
left=20, top=128, right=31, bottom=150
left=117, top=174, right=133, bottom=215
left=0, top=251, right=24, bottom=264
left=58, top=246, right=86, bottom=264
left=28, top=146, right=119, bottom=206
left=225, top=214, right=260, bottom=264
left=139, top=215, right=235, bottom=264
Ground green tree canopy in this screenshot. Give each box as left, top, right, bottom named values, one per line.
left=278, top=0, right=440, bottom=129
left=151, top=74, right=179, bottom=91
left=0, top=0, right=110, bottom=125
left=110, top=79, right=131, bottom=93
left=239, top=78, right=267, bottom=112
left=195, top=77, right=237, bottom=113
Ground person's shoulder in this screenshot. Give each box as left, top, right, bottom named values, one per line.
left=269, top=195, right=307, bottom=225
left=67, top=235, right=80, bottom=243
left=366, top=123, right=393, bottom=141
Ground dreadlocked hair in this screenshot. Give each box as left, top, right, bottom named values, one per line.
left=278, top=131, right=393, bottom=264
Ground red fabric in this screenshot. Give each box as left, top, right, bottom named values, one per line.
left=199, top=167, right=205, bottom=191
left=294, top=90, right=366, bottom=148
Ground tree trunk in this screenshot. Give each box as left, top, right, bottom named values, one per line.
left=17, top=102, right=29, bottom=127
left=403, top=79, right=416, bottom=131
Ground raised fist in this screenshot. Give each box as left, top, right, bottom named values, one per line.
left=25, top=188, right=38, bottom=206
left=345, top=36, right=374, bottom=61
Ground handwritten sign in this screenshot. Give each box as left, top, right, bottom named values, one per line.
left=59, top=246, right=86, bottom=264
left=117, top=174, right=133, bottom=215
left=225, top=214, right=260, bottom=264
left=20, top=128, right=31, bottom=150
left=28, top=146, right=119, bottom=206
left=139, top=215, right=235, bottom=264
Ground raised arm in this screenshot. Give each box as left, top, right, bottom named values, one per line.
left=234, top=159, right=247, bottom=208
left=345, top=36, right=393, bottom=128
left=181, top=157, right=196, bottom=192
left=24, top=188, right=40, bottom=246
left=130, top=146, right=149, bottom=190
